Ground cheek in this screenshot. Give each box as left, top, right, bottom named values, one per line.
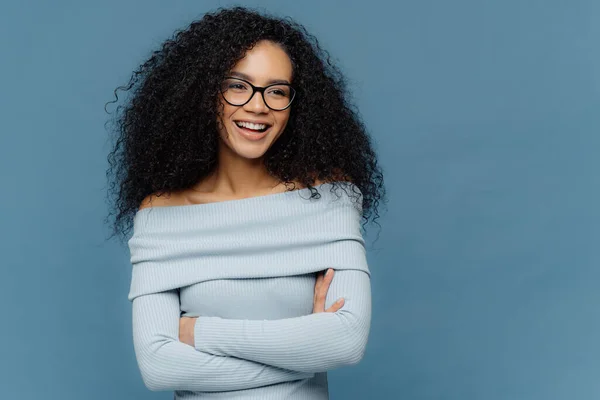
left=216, top=106, right=235, bottom=131
left=275, top=112, right=291, bottom=129
left=220, top=104, right=236, bottom=119
left=216, top=96, right=235, bottom=118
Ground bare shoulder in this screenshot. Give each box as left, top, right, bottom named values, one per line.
left=138, top=191, right=181, bottom=211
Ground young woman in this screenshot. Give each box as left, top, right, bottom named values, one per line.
left=105, top=5, right=386, bottom=399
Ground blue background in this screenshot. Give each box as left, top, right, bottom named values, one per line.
left=1, top=0, right=598, bottom=398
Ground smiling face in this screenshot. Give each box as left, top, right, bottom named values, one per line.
left=215, top=40, right=293, bottom=161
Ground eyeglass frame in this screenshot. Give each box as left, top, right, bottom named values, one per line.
left=219, top=76, right=297, bottom=111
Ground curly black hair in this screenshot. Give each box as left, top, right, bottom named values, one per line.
left=104, top=5, right=387, bottom=246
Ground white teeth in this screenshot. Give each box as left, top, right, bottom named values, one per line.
left=236, top=121, right=267, bottom=130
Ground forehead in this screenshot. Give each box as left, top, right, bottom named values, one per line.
left=230, top=41, right=292, bottom=84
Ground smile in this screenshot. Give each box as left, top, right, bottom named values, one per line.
left=233, top=121, right=272, bottom=141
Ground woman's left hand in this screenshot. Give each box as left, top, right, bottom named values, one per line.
left=179, top=316, right=197, bottom=346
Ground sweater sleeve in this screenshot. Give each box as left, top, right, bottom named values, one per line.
left=132, top=288, right=315, bottom=392
left=193, top=269, right=371, bottom=373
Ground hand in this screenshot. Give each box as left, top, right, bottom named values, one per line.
left=179, top=316, right=197, bottom=346
left=313, top=268, right=345, bottom=314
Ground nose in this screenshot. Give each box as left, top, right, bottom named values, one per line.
left=244, top=90, right=269, bottom=113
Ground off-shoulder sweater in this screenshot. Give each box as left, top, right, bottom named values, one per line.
left=127, top=181, right=372, bottom=399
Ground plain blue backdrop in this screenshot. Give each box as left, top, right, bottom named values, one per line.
left=1, top=0, right=598, bottom=399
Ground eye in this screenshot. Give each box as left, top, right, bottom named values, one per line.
left=229, top=83, right=248, bottom=91
left=267, top=86, right=289, bottom=97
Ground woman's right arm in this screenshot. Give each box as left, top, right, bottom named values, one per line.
left=132, top=288, right=314, bottom=392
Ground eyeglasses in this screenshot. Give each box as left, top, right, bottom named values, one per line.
left=220, top=77, right=296, bottom=111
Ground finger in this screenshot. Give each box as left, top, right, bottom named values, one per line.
left=317, top=269, right=334, bottom=308
left=314, top=284, right=324, bottom=311
left=313, top=270, right=329, bottom=311
left=314, top=271, right=323, bottom=291
left=319, top=268, right=334, bottom=298
left=325, top=298, right=344, bottom=313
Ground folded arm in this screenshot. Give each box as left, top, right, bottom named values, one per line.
left=194, top=269, right=371, bottom=373
left=132, top=289, right=314, bottom=392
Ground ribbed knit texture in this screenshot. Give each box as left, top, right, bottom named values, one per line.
left=128, top=182, right=372, bottom=399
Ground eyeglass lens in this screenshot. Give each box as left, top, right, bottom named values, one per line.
left=221, top=78, right=295, bottom=110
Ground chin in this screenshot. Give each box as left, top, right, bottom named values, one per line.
left=221, top=126, right=281, bottom=158
left=220, top=138, right=269, bottom=160
left=232, top=144, right=269, bottom=157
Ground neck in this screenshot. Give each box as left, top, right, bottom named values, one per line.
left=199, top=145, right=281, bottom=197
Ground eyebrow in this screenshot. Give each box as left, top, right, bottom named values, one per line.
left=229, top=71, right=291, bottom=85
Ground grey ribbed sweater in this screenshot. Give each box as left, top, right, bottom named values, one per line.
left=128, top=182, right=372, bottom=399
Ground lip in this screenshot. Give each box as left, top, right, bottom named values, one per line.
left=233, top=121, right=271, bottom=141
left=234, top=119, right=272, bottom=126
